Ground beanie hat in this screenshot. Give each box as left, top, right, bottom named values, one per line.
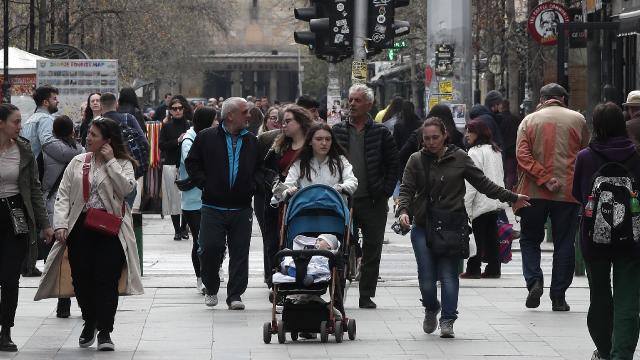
left=317, top=234, right=339, bottom=250
left=484, top=90, right=503, bottom=109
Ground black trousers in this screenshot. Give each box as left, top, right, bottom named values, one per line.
left=0, top=195, right=28, bottom=328
left=352, top=196, right=388, bottom=298
left=466, top=211, right=500, bottom=275
left=183, top=210, right=202, bottom=277
left=67, top=213, right=126, bottom=332
left=199, top=207, right=252, bottom=304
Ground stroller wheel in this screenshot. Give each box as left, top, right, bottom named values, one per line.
left=290, top=332, right=298, bottom=341
left=263, top=322, right=272, bottom=344
left=320, top=321, right=328, bottom=343
left=347, top=318, right=356, bottom=340
left=277, top=320, right=286, bottom=344
left=334, top=320, right=343, bottom=343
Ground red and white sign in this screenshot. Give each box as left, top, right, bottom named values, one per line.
left=528, top=2, right=570, bottom=46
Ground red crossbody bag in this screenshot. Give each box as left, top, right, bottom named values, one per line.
left=82, top=153, right=125, bottom=237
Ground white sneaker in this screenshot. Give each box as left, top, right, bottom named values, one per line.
left=204, top=294, right=218, bottom=307
left=196, top=277, right=206, bottom=295
left=228, top=300, right=245, bottom=310
left=219, top=267, right=225, bottom=282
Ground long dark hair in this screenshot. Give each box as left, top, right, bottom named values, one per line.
left=273, top=104, right=314, bottom=153
left=53, top=115, right=77, bottom=148
left=465, top=119, right=500, bottom=152
left=193, top=106, right=217, bottom=133
left=592, top=102, right=627, bottom=142
left=91, top=117, right=137, bottom=165
left=82, top=92, right=101, bottom=125
left=298, top=123, right=347, bottom=182
left=118, top=87, right=140, bottom=109
left=399, top=100, right=420, bottom=127
left=171, top=95, right=194, bottom=121
left=382, top=96, right=404, bottom=123
left=427, top=104, right=456, bottom=137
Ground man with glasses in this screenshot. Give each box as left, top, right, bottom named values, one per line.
left=186, top=97, right=263, bottom=310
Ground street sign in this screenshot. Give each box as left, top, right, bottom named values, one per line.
left=351, top=60, right=368, bottom=84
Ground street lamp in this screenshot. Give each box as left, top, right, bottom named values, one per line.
left=2, top=0, right=10, bottom=104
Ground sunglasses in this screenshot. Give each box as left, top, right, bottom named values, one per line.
left=170, top=106, right=184, bottom=111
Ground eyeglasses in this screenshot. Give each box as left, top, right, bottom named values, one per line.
left=170, top=106, right=184, bottom=112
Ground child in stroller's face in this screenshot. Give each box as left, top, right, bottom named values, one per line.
left=314, top=234, right=338, bottom=251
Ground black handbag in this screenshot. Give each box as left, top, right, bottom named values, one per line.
left=421, top=153, right=471, bottom=259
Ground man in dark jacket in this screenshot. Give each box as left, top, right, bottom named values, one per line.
left=185, top=97, right=263, bottom=311
left=152, top=93, right=172, bottom=121
left=333, top=84, right=399, bottom=309
left=499, top=99, right=522, bottom=190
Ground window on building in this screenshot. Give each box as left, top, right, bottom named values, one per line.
left=251, top=0, right=258, bottom=20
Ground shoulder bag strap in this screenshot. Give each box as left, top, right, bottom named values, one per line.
left=420, top=152, right=433, bottom=210
left=82, top=153, right=92, bottom=203
left=47, top=163, right=68, bottom=200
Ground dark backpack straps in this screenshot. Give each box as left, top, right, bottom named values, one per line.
left=419, top=152, right=432, bottom=209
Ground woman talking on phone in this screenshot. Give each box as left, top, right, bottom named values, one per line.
left=36, top=117, right=143, bottom=352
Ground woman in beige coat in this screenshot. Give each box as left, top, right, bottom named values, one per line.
left=35, top=117, right=143, bottom=352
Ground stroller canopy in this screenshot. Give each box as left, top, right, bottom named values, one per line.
left=284, top=184, right=350, bottom=247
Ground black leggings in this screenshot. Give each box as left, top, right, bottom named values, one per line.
left=466, top=211, right=501, bottom=275
left=183, top=210, right=201, bottom=277
left=0, top=195, right=28, bottom=328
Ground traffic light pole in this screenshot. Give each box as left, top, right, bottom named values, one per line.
left=351, top=0, right=368, bottom=84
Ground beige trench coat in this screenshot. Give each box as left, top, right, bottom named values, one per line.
left=34, top=153, right=144, bottom=300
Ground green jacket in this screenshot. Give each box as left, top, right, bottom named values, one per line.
left=16, top=137, right=50, bottom=267
left=396, top=145, right=518, bottom=228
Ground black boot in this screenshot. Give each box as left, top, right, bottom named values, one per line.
left=79, top=322, right=97, bottom=348
left=551, top=297, right=570, bottom=311
left=97, top=331, right=114, bottom=351
left=56, top=298, right=71, bottom=318
left=525, top=278, right=544, bottom=309
left=0, top=327, right=17, bottom=352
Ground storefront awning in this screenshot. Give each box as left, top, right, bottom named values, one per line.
left=618, top=9, right=640, bottom=36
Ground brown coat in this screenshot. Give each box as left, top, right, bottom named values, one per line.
left=626, top=113, right=640, bottom=149
left=34, top=154, right=144, bottom=300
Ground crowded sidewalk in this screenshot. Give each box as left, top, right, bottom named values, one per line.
left=6, top=208, right=617, bottom=360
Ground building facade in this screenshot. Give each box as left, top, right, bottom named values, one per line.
left=182, top=0, right=304, bottom=102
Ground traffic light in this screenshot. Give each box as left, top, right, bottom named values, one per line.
left=294, top=0, right=353, bottom=63
left=368, top=0, right=410, bottom=50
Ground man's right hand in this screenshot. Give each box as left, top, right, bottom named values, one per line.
left=54, top=228, right=68, bottom=245
left=544, top=178, right=561, bottom=193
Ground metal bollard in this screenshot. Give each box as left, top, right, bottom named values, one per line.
left=132, top=213, right=143, bottom=276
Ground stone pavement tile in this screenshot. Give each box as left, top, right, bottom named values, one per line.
left=285, top=342, right=329, bottom=358
left=435, top=340, right=520, bottom=357
left=324, top=340, right=406, bottom=357
left=509, top=341, right=562, bottom=357
left=133, top=349, right=212, bottom=360
left=397, top=339, right=446, bottom=357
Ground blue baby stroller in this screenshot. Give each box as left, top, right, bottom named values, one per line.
left=263, top=184, right=357, bottom=344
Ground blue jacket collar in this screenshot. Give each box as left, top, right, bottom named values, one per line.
left=221, top=122, right=249, bottom=137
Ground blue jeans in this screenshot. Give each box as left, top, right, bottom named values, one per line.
left=519, top=199, right=579, bottom=298
left=410, top=225, right=459, bottom=320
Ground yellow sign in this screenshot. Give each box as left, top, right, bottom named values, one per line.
left=438, top=81, right=453, bottom=94
left=428, top=96, right=439, bottom=110
left=441, top=94, right=454, bottom=102
left=351, top=61, right=368, bottom=84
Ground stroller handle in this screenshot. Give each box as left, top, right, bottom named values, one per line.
left=275, top=249, right=337, bottom=261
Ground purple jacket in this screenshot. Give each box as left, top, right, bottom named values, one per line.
left=572, top=137, right=640, bottom=259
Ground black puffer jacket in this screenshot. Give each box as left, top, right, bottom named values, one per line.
left=333, top=117, right=399, bottom=198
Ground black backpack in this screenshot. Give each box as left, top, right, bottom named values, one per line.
left=583, top=149, right=640, bottom=247
left=120, top=114, right=149, bottom=179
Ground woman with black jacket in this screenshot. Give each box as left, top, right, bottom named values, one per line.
left=262, top=105, right=314, bottom=289
left=159, top=98, right=191, bottom=240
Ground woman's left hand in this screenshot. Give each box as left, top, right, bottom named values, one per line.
left=100, top=143, right=114, bottom=161
left=512, top=194, right=531, bottom=212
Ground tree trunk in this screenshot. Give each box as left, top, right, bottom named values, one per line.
left=57, top=0, right=69, bottom=44
left=29, top=0, right=36, bottom=52
left=506, top=0, right=519, bottom=113
left=38, top=0, right=47, bottom=50
left=49, top=0, right=55, bottom=44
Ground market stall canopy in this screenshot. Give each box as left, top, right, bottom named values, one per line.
left=0, top=47, right=48, bottom=74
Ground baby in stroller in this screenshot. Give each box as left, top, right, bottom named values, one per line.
left=275, top=234, right=339, bottom=285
